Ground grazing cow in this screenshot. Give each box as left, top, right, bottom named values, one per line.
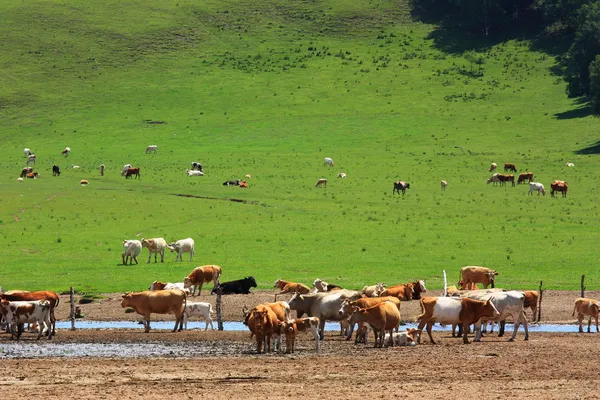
left=380, top=280, right=427, bottom=301
left=191, top=162, right=203, bottom=172
left=288, top=290, right=362, bottom=339
left=211, top=276, right=257, bottom=294
left=71, top=164, right=80, bottom=169
left=100, top=164, right=105, bottom=176
left=0, top=299, right=52, bottom=340
left=223, top=179, right=240, bottom=186
left=120, top=290, right=186, bottom=333
left=239, top=180, right=248, bottom=188
left=441, top=180, right=447, bottom=190
left=504, top=163, right=517, bottom=173
left=384, top=328, right=418, bottom=347
left=52, top=165, right=60, bottom=176
left=121, top=164, right=133, bottom=176
left=517, top=172, right=534, bottom=184
left=528, top=182, right=546, bottom=196
left=313, top=278, right=343, bottom=293
left=167, top=238, right=195, bottom=262
left=245, top=174, right=252, bottom=179
left=566, top=162, right=575, bottom=167
left=573, top=298, right=600, bottom=333
left=416, top=296, right=499, bottom=344
left=315, top=178, right=327, bottom=188
left=246, top=304, right=280, bottom=353
left=496, top=173, right=515, bottom=187
left=489, top=162, right=497, bottom=172
left=80, top=179, right=89, bottom=185
left=464, top=291, right=529, bottom=341
left=324, top=157, right=334, bottom=167
left=61, top=147, right=71, bottom=157
left=24, top=148, right=32, bottom=157
left=487, top=173, right=500, bottom=186
left=187, top=170, right=204, bottom=176
left=351, top=301, right=401, bottom=348
left=20, top=167, right=33, bottom=178
left=27, top=154, right=36, bottom=165
left=26, top=172, right=39, bottom=179
left=550, top=180, right=568, bottom=197
left=523, top=290, right=539, bottom=322
left=273, top=279, right=311, bottom=300
left=338, top=296, right=401, bottom=342
left=141, top=237, right=167, bottom=263
left=361, top=283, right=386, bottom=297
left=121, top=239, right=142, bottom=265
left=392, top=180, right=410, bottom=195
left=183, top=301, right=214, bottom=330
left=459, top=266, right=498, bottom=289
left=184, top=265, right=222, bottom=296
left=148, top=281, right=190, bottom=295
left=125, top=167, right=140, bottom=179
left=0, top=291, right=60, bottom=335
left=145, top=145, right=157, bottom=154
left=338, top=172, right=347, bottom=178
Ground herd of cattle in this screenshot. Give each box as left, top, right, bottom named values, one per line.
left=2, top=265, right=599, bottom=356
left=486, top=162, right=569, bottom=197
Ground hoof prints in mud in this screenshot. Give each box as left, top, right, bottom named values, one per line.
left=0, top=341, right=248, bottom=359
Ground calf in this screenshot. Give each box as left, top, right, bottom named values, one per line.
left=52, top=165, right=60, bottom=176
left=573, top=298, right=599, bottom=333
left=0, top=299, right=52, bottom=340
left=184, top=265, right=222, bottom=296
left=393, top=180, right=410, bottom=195
left=183, top=301, right=214, bottom=330
left=351, top=301, right=401, bottom=348
left=383, top=328, right=418, bottom=347
left=211, top=276, right=257, bottom=294
left=0, top=291, right=60, bottom=335
left=416, top=296, right=499, bottom=344
left=281, top=320, right=298, bottom=353
left=523, top=290, right=539, bottom=322
left=273, top=279, right=311, bottom=300
left=293, top=316, right=321, bottom=352
left=362, top=283, right=386, bottom=297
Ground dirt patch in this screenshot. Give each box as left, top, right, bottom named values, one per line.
left=12, top=214, right=19, bottom=222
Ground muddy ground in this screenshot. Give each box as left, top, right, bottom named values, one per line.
left=1, top=290, right=599, bottom=399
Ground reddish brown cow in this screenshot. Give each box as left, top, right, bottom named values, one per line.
left=273, top=279, right=311, bottom=300
left=550, top=180, right=568, bottom=197
left=120, top=289, right=186, bottom=333
left=339, top=296, right=401, bottom=343
left=0, top=291, right=60, bottom=334
left=282, top=320, right=298, bottom=353
left=379, top=280, right=427, bottom=301
left=124, top=167, right=140, bottom=179
left=184, top=265, right=222, bottom=296
left=459, top=266, right=498, bottom=289
left=497, top=174, right=515, bottom=187
left=517, top=172, right=534, bottom=184
left=504, top=163, right=517, bottom=173
left=573, top=298, right=599, bottom=333
left=458, top=280, right=479, bottom=290
left=351, top=301, right=401, bottom=348
left=246, top=304, right=279, bottom=353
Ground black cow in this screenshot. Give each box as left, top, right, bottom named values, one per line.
left=392, top=180, right=410, bottom=195
left=52, top=165, right=60, bottom=176
left=223, top=180, right=240, bottom=186
left=211, top=276, right=257, bottom=295
left=191, top=162, right=203, bottom=172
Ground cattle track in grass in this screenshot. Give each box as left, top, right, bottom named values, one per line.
left=173, top=193, right=265, bottom=206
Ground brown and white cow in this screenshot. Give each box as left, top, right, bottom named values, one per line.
left=124, top=167, right=140, bottom=179
left=393, top=180, right=410, bottom=195
left=0, top=291, right=60, bottom=334
left=20, top=167, right=33, bottom=178
left=504, top=163, right=517, bottom=173
left=351, top=301, right=401, bottom=348
left=489, top=162, right=497, bottom=172
left=517, top=172, right=534, bottom=184
left=292, top=316, right=320, bottom=352
left=550, top=180, right=568, bottom=197
left=273, top=279, right=311, bottom=300
left=380, top=280, right=427, bottom=301
left=141, top=237, right=167, bottom=263
left=573, top=298, right=599, bottom=333
left=120, top=289, right=187, bottom=333
left=0, top=299, right=52, bottom=340
left=184, top=265, right=222, bottom=296
left=459, top=266, right=498, bottom=289
left=416, top=296, right=499, bottom=344
left=315, top=178, right=327, bottom=188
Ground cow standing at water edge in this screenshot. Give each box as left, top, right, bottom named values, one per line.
left=573, top=298, right=599, bottom=333
left=0, top=299, right=53, bottom=340
left=0, top=290, right=60, bottom=335
left=121, top=290, right=186, bottom=333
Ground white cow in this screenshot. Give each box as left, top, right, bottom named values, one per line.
left=121, top=239, right=142, bottom=265
left=71, top=164, right=80, bottom=169
left=17, top=177, right=24, bottom=183
left=140, top=237, right=167, bottom=263
left=566, top=162, right=575, bottom=167
left=528, top=182, right=546, bottom=196
left=167, top=238, right=195, bottom=262
left=121, top=164, right=133, bottom=176
left=148, top=281, right=190, bottom=294
left=384, top=329, right=417, bottom=346
left=61, top=147, right=71, bottom=157
left=27, top=154, right=36, bottom=165
left=24, top=148, right=32, bottom=157
left=361, top=283, right=386, bottom=297
left=0, top=300, right=52, bottom=340
left=338, top=172, right=347, bottom=178
left=145, top=145, right=158, bottom=154
left=186, top=170, right=204, bottom=176
left=183, top=301, right=214, bottom=330
left=441, top=180, right=448, bottom=190
left=324, top=157, right=334, bottom=167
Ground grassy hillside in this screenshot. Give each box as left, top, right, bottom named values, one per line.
left=1, top=0, right=599, bottom=294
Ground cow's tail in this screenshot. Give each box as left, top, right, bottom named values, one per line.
left=572, top=302, right=577, bottom=317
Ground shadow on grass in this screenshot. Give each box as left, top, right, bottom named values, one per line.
left=576, top=141, right=600, bottom=155
left=554, top=105, right=593, bottom=120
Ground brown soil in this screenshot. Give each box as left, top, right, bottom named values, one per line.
left=2, top=290, right=599, bottom=399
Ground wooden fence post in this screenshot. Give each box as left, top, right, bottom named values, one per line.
left=537, top=280, right=543, bottom=323
left=216, top=281, right=223, bottom=331
left=70, top=287, right=76, bottom=331
left=581, top=275, right=586, bottom=298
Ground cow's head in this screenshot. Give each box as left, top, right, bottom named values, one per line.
left=167, top=243, right=178, bottom=252
left=121, top=292, right=133, bottom=308
left=338, top=298, right=353, bottom=316
left=251, top=310, right=267, bottom=331
left=288, top=292, right=302, bottom=308
left=183, top=277, right=192, bottom=288
left=273, top=279, right=281, bottom=288
left=313, top=278, right=328, bottom=292
left=482, top=297, right=500, bottom=319
left=247, top=276, right=257, bottom=288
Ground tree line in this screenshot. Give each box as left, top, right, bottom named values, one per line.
left=411, top=0, right=600, bottom=112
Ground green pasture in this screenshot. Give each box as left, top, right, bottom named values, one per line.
left=1, top=0, right=599, bottom=294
